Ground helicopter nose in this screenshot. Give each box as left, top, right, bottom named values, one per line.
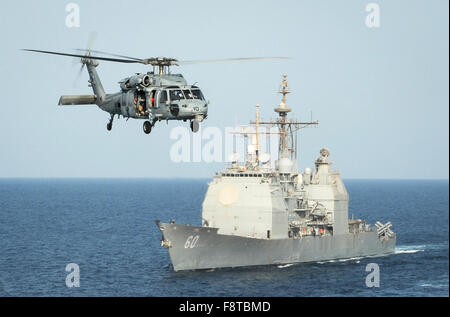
left=187, top=100, right=207, bottom=114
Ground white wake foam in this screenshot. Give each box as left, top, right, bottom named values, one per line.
left=277, top=263, right=294, bottom=268
left=395, top=249, right=424, bottom=254
left=316, top=257, right=362, bottom=264
left=338, top=257, right=363, bottom=262
left=395, top=245, right=426, bottom=254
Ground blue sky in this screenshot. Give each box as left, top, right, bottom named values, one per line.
left=0, top=0, right=448, bottom=178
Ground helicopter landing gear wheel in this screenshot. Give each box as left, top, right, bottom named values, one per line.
left=190, top=120, right=199, bottom=133
left=143, top=121, right=152, bottom=134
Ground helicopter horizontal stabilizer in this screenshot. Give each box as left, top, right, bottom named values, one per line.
left=58, top=95, right=97, bottom=106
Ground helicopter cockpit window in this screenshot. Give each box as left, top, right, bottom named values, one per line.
left=191, top=89, right=205, bottom=100
left=159, top=90, right=168, bottom=104
left=169, top=89, right=185, bottom=101
left=183, top=90, right=193, bottom=99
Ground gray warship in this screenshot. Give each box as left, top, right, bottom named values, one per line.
left=156, top=75, right=396, bottom=272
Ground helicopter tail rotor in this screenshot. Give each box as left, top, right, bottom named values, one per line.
left=73, top=31, right=98, bottom=87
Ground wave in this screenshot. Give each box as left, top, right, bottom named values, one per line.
left=419, top=282, right=448, bottom=289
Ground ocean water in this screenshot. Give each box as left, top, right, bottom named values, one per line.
left=0, top=178, right=448, bottom=297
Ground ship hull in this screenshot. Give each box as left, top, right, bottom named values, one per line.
left=156, top=221, right=396, bottom=272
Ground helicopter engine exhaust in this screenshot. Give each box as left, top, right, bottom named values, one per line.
left=125, top=74, right=151, bottom=88
left=141, top=75, right=151, bottom=86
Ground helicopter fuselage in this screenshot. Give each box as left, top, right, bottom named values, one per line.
left=100, top=73, right=208, bottom=123
left=59, top=60, right=208, bottom=134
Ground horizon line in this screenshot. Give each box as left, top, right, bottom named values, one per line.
left=0, top=176, right=448, bottom=181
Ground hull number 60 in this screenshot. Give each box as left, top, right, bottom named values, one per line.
left=184, top=235, right=199, bottom=248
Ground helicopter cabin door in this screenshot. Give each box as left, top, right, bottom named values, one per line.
left=121, top=91, right=132, bottom=117
left=122, top=90, right=148, bottom=118
left=157, top=89, right=168, bottom=109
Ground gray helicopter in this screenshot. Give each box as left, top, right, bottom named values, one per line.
left=23, top=48, right=288, bottom=134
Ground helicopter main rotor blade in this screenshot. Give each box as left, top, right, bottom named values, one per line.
left=21, top=49, right=142, bottom=64
left=23, top=49, right=290, bottom=67
left=177, top=57, right=291, bottom=65
left=74, top=49, right=144, bottom=62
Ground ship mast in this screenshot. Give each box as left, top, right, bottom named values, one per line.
left=255, top=103, right=261, bottom=168
left=230, top=75, right=319, bottom=172
left=275, top=75, right=292, bottom=158
left=254, top=75, right=319, bottom=164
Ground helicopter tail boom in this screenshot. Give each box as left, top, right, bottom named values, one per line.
left=58, top=95, right=97, bottom=105
left=85, top=62, right=106, bottom=104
